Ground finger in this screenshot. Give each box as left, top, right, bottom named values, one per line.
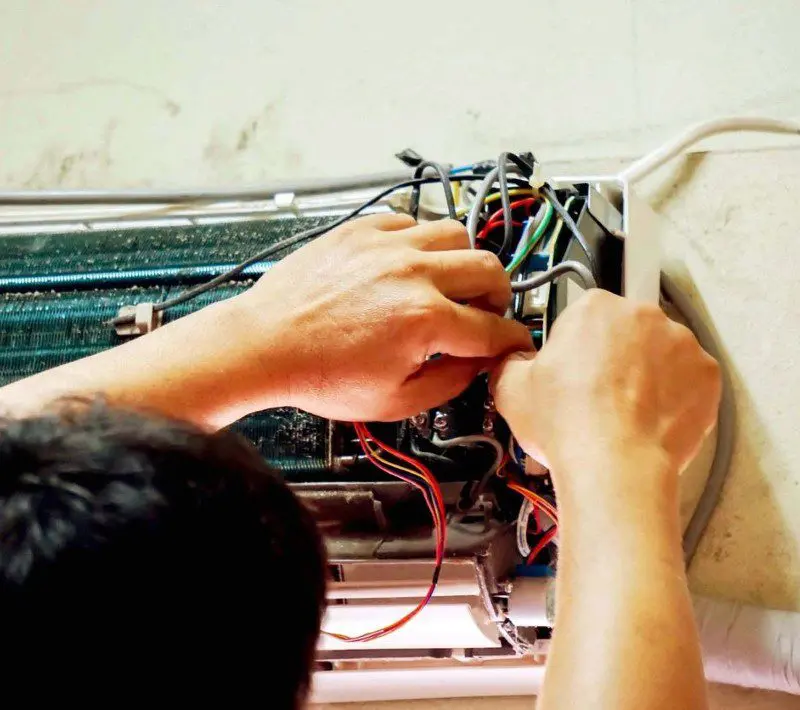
left=403, top=219, right=470, bottom=251
left=425, top=250, right=511, bottom=314
left=430, top=301, right=533, bottom=358
left=395, top=356, right=487, bottom=417
left=487, top=351, right=550, bottom=467
left=351, top=212, right=417, bottom=232
left=489, top=350, right=536, bottom=397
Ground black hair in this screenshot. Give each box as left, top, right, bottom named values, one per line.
left=0, top=401, right=326, bottom=707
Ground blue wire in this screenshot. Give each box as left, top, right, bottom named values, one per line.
left=449, top=164, right=475, bottom=174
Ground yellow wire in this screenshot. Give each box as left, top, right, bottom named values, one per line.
left=508, top=482, right=558, bottom=520
left=360, top=436, right=444, bottom=528
left=361, top=437, right=432, bottom=485
left=455, top=188, right=536, bottom=217
left=483, top=189, right=535, bottom=206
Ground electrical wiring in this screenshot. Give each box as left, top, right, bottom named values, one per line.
left=455, top=188, right=536, bottom=218
left=465, top=166, right=536, bottom=247
left=431, top=433, right=504, bottom=502
left=512, top=195, right=575, bottom=334
left=660, top=273, right=736, bottom=565
left=409, top=161, right=458, bottom=220
left=483, top=189, right=535, bottom=207
left=527, top=527, right=558, bottom=565
left=449, top=164, right=475, bottom=175
left=497, top=152, right=536, bottom=257
left=109, top=173, right=490, bottom=327
left=323, top=422, right=446, bottom=643
left=477, top=197, right=538, bottom=241
left=466, top=166, right=500, bottom=248
left=618, top=116, right=800, bottom=184
left=507, top=481, right=558, bottom=522
left=540, top=184, right=598, bottom=279
left=505, top=200, right=554, bottom=274
left=511, top=260, right=597, bottom=293
left=516, top=498, right=534, bottom=557
left=510, top=479, right=558, bottom=567
left=410, top=437, right=455, bottom=467
left=479, top=220, right=524, bottom=243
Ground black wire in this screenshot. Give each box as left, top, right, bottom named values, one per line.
left=497, top=152, right=535, bottom=258
left=110, top=173, right=492, bottom=327
left=409, top=161, right=458, bottom=220
left=540, top=183, right=599, bottom=280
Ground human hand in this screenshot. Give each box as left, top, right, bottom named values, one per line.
left=491, top=290, right=721, bottom=497
left=233, top=213, right=532, bottom=421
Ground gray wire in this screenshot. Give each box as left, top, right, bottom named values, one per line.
left=410, top=161, right=458, bottom=220
left=432, top=433, right=505, bottom=502
left=511, top=260, right=597, bottom=293
left=661, top=273, right=736, bottom=564
left=466, top=167, right=500, bottom=248
left=410, top=437, right=454, bottom=467
left=541, top=184, right=599, bottom=279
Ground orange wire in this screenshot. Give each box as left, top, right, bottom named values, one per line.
left=322, top=422, right=446, bottom=643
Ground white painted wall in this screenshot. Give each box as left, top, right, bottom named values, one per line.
left=2, top=0, right=800, bottom=188
left=1, top=2, right=799, bottom=707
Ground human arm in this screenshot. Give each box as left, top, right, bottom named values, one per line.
left=0, top=213, right=532, bottom=428
left=492, top=290, right=721, bottom=710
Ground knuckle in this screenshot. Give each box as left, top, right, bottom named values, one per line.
left=395, top=253, right=428, bottom=279
left=633, top=301, right=663, bottom=319
left=439, top=218, right=469, bottom=238
left=426, top=218, right=469, bottom=248
left=580, top=288, right=614, bottom=313
left=391, top=213, right=418, bottom=229
left=670, top=321, right=698, bottom=347
left=480, top=249, right=504, bottom=271
left=406, top=295, right=446, bottom=328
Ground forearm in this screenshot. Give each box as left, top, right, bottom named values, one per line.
left=0, top=296, right=292, bottom=429
left=541, top=449, right=708, bottom=710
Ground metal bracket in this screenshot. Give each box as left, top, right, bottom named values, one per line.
left=114, top=303, right=163, bottom=337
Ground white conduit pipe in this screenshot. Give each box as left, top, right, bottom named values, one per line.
left=505, top=580, right=800, bottom=696
left=693, top=595, right=800, bottom=694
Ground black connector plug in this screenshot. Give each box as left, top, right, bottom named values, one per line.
left=395, top=148, right=425, bottom=168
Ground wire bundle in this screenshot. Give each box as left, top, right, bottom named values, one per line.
left=507, top=480, right=559, bottom=565
left=322, top=422, right=446, bottom=643
left=463, top=153, right=598, bottom=293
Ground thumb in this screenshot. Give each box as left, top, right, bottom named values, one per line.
left=488, top=350, right=551, bottom=468
left=398, top=356, right=489, bottom=415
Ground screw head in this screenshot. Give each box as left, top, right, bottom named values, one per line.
left=432, top=412, right=449, bottom=431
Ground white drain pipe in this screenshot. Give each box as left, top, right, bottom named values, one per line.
left=693, top=595, right=800, bottom=694
left=508, top=580, right=800, bottom=696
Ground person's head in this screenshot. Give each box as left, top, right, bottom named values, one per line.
left=0, top=401, right=326, bottom=707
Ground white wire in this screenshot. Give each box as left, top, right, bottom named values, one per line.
left=516, top=498, right=533, bottom=557
left=618, top=116, right=800, bottom=184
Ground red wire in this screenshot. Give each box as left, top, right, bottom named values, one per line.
left=527, top=526, right=558, bottom=565
left=477, top=197, right=538, bottom=240
left=358, top=423, right=446, bottom=524
left=323, top=422, right=446, bottom=643
left=531, top=506, right=541, bottom=534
